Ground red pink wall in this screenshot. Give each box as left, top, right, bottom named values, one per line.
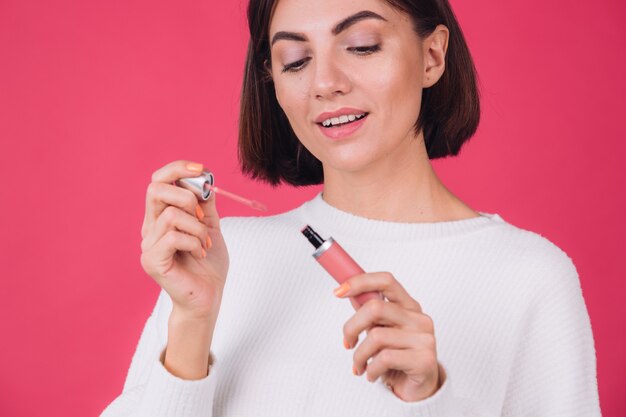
left=0, top=1, right=623, bottom=415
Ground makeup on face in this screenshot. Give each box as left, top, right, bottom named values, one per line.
left=301, top=225, right=383, bottom=308
left=314, top=107, right=370, bottom=141
left=175, top=171, right=268, bottom=211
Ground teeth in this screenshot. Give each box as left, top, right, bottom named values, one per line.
left=321, top=113, right=366, bottom=127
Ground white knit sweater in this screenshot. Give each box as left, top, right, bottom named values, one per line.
left=101, top=192, right=601, bottom=417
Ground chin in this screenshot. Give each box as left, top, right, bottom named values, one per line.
left=323, top=154, right=378, bottom=174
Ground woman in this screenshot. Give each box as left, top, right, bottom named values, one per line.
left=101, top=0, right=601, bottom=416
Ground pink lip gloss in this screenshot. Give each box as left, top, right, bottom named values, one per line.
left=317, top=114, right=367, bottom=141
left=301, top=225, right=383, bottom=308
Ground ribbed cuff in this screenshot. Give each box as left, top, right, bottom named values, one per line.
left=374, top=362, right=459, bottom=417
left=135, top=346, right=218, bottom=417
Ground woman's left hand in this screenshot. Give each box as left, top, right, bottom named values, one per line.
left=333, top=271, right=444, bottom=402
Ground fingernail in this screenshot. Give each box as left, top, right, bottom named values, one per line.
left=201, top=248, right=206, bottom=258
left=186, top=162, right=203, bottom=172
left=353, top=365, right=358, bottom=376
left=206, top=234, right=212, bottom=249
left=195, top=205, right=205, bottom=220
left=333, top=282, right=350, bottom=297
left=343, top=337, right=351, bottom=349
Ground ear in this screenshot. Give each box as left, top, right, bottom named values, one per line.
left=423, top=25, right=449, bottom=88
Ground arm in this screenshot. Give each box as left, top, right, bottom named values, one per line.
left=99, top=289, right=219, bottom=417
left=501, top=258, right=601, bottom=417
left=368, top=257, right=601, bottom=417
left=164, top=307, right=218, bottom=380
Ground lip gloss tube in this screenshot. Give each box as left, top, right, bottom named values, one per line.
left=301, top=225, right=383, bottom=308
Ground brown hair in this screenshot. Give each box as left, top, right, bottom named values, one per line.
left=238, top=0, right=481, bottom=186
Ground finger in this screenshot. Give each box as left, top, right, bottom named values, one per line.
left=335, top=271, right=422, bottom=313
left=142, top=230, right=206, bottom=280
left=151, top=160, right=205, bottom=184
left=144, top=181, right=204, bottom=233
left=149, top=160, right=221, bottom=231
left=343, top=300, right=420, bottom=348
left=353, top=328, right=434, bottom=376
left=142, top=205, right=210, bottom=253
left=363, top=348, right=437, bottom=384
left=197, top=190, right=221, bottom=230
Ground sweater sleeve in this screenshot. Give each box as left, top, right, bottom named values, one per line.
left=370, top=255, right=602, bottom=417
left=500, top=255, right=602, bottom=416
left=372, top=361, right=495, bottom=417
left=99, top=289, right=219, bottom=417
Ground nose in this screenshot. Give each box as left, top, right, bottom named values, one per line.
left=310, top=54, right=352, bottom=100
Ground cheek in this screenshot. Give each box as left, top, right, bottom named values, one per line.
left=363, top=53, right=422, bottom=129
left=372, top=58, right=419, bottom=100
left=274, top=79, right=309, bottom=123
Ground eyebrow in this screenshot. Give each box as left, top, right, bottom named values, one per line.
left=270, top=10, right=388, bottom=47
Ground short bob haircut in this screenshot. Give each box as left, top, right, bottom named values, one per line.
left=238, top=0, right=481, bottom=187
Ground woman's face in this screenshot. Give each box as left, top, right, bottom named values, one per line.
left=268, top=0, right=431, bottom=174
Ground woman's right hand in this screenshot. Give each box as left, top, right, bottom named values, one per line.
left=140, top=160, right=230, bottom=321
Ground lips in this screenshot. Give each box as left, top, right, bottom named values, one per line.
left=317, top=113, right=368, bottom=140
left=314, top=107, right=369, bottom=124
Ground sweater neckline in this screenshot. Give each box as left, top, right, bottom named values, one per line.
left=297, top=191, right=504, bottom=242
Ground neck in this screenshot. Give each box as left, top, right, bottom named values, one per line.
left=321, top=133, right=479, bottom=223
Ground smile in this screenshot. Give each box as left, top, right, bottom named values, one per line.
left=320, top=113, right=368, bottom=128
left=317, top=113, right=369, bottom=140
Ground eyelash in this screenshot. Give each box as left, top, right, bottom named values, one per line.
left=281, top=44, right=381, bottom=74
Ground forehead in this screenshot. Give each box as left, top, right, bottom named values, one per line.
left=269, top=0, right=400, bottom=35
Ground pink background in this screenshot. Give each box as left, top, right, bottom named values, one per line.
left=1, top=0, right=624, bottom=416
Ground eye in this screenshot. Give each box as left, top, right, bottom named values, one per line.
left=281, top=57, right=311, bottom=73
left=280, top=44, right=381, bottom=74
left=347, top=44, right=381, bottom=55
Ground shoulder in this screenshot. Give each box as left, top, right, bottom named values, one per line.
left=488, top=215, right=580, bottom=291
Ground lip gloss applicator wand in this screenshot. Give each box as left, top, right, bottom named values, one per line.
left=204, top=184, right=267, bottom=212
left=301, top=225, right=383, bottom=308
left=175, top=170, right=267, bottom=211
